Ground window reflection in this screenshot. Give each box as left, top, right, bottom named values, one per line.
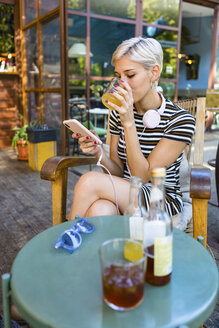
left=142, top=0, right=179, bottom=27
left=143, top=28, right=177, bottom=79
left=68, top=0, right=86, bottom=11
left=43, top=93, right=62, bottom=154
left=40, top=0, right=59, bottom=16
left=27, top=92, right=40, bottom=123
left=68, top=14, right=86, bottom=76
left=22, top=0, right=37, bottom=25
left=24, top=27, right=39, bottom=88
left=69, top=79, right=86, bottom=100
left=90, top=18, right=135, bottom=76
left=42, top=17, right=60, bottom=88
left=159, top=82, right=175, bottom=100
left=90, top=0, right=136, bottom=19
left=90, top=80, right=108, bottom=108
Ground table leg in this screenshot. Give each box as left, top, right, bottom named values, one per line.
left=2, top=273, right=12, bottom=328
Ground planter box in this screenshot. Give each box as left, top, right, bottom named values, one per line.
left=26, top=126, right=56, bottom=143
left=27, top=126, right=57, bottom=171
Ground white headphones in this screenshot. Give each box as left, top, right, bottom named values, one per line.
left=142, top=93, right=166, bottom=129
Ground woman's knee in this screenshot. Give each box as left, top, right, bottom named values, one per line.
left=74, top=171, right=102, bottom=194
left=86, top=200, right=117, bottom=217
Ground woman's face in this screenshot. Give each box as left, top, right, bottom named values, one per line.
left=114, top=55, right=152, bottom=103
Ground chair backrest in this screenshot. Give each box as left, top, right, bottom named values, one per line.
left=206, top=89, right=219, bottom=110
left=175, top=97, right=206, bottom=166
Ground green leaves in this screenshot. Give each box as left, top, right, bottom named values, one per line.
left=0, top=4, right=14, bottom=54
left=11, top=125, right=28, bottom=148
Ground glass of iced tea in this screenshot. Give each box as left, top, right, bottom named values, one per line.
left=99, top=238, right=146, bottom=311
left=102, top=77, right=123, bottom=110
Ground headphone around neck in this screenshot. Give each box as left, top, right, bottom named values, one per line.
left=142, top=93, right=166, bottom=129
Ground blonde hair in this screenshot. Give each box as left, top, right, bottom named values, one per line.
left=111, top=37, right=163, bottom=73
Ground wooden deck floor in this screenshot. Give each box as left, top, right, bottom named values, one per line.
left=0, top=148, right=218, bottom=327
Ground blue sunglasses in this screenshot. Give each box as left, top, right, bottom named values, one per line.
left=54, top=217, right=95, bottom=254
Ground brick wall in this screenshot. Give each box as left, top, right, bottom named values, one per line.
left=0, top=74, right=20, bottom=149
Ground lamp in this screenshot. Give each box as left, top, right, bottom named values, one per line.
left=68, top=43, right=93, bottom=58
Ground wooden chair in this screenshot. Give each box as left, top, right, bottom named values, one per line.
left=40, top=97, right=211, bottom=247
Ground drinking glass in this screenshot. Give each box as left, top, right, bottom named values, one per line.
left=99, top=238, right=146, bottom=311
left=102, top=77, right=123, bottom=110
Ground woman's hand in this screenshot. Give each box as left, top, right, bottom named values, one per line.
left=106, top=80, right=135, bottom=128
left=72, top=129, right=101, bottom=157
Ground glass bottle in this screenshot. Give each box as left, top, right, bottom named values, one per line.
left=124, top=176, right=146, bottom=243
left=144, top=168, right=173, bottom=286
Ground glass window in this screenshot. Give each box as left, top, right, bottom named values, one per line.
left=27, top=92, right=40, bottom=123
left=68, top=0, right=86, bottom=12
left=142, top=0, right=179, bottom=27
left=22, top=0, right=37, bottom=26
left=143, top=28, right=178, bottom=79
left=40, top=0, right=59, bottom=16
left=43, top=93, right=62, bottom=154
left=42, top=17, right=60, bottom=88
left=90, top=80, right=108, bottom=108
left=159, top=81, right=175, bottom=100
left=23, top=26, right=39, bottom=88
left=69, top=79, right=86, bottom=99
left=90, top=18, right=135, bottom=77
left=68, top=14, right=86, bottom=76
left=90, top=0, right=136, bottom=19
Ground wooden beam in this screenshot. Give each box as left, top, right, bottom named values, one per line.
left=0, top=0, right=15, bottom=5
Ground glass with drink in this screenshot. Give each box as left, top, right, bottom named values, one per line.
left=99, top=238, right=146, bottom=311
left=102, top=77, right=123, bottom=110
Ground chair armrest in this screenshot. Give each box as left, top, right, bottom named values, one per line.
left=40, top=156, right=97, bottom=226
left=40, top=156, right=97, bottom=181
left=190, top=166, right=211, bottom=247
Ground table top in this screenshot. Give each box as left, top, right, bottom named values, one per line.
left=11, top=216, right=219, bottom=328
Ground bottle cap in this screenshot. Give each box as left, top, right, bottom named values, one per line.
left=151, top=167, right=166, bottom=177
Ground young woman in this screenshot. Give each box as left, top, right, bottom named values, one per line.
left=69, top=37, right=195, bottom=219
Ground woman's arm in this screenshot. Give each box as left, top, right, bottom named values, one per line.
left=74, top=132, right=124, bottom=177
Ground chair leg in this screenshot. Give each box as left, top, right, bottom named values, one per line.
left=2, top=273, right=12, bottom=328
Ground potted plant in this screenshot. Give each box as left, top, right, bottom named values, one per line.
left=11, top=124, right=29, bottom=160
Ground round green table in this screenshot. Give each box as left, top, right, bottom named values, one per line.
left=9, top=216, right=219, bottom=328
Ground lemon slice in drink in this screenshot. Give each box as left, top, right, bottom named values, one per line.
left=124, top=241, right=144, bottom=262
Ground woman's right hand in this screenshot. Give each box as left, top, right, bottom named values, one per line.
left=72, top=131, right=102, bottom=157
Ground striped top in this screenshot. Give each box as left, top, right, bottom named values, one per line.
left=109, top=98, right=196, bottom=216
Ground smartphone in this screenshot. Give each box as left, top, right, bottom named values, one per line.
left=63, top=119, right=102, bottom=145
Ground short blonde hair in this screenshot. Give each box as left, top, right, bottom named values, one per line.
left=111, top=37, right=163, bottom=73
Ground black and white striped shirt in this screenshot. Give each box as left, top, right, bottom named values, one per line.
left=109, top=98, right=196, bottom=216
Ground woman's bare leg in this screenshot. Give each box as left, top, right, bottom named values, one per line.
left=85, top=199, right=118, bottom=217
left=69, top=171, right=130, bottom=219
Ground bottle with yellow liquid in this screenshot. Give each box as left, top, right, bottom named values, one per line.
left=124, top=176, right=146, bottom=243
left=101, top=77, right=123, bottom=110
left=144, top=168, right=173, bottom=286
left=124, top=176, right=146, bottom=262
